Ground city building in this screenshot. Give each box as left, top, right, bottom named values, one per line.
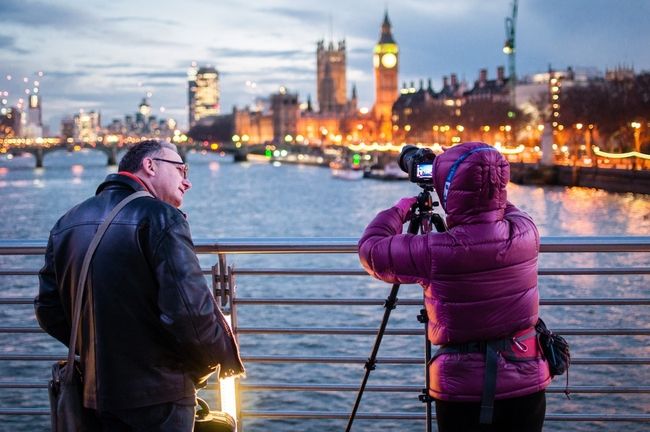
left=0, top=107, right=21, bottom=138
left=188, top=64, right=220, bottom=127
left=22, top=93, right=43, bottom=138
left=373, top=11, right=399, bottom=140
left=271, top=87, right=299, bottom=143
left=72, top=110, right=101, bottom=143
left=515, top=66, right=598, bottom=124
left=391, top=67, right=516, bottom=144
left=464, top=67, right=509, bottom=102
left=316, top=40, right=347, bottom=113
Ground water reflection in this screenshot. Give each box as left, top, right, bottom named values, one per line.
left=507, top=184, right=650, bottom=236
left=208, top=161, right=220, bottom=172
left=70, top=164, right=84, bottom=177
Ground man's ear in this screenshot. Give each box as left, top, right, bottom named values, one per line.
left=141, top=157, right=156, bottom=177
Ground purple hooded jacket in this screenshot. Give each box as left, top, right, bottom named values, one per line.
left=358, top=142, right=550, bottom=402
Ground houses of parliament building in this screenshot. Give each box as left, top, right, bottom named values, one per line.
left=188, top=11, right=407, bottom=146
left=189, top=11, right=513, bottom=147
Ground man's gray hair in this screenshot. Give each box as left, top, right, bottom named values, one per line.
left=118, top=140, right=177, bottom=173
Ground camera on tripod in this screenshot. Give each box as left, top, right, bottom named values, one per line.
left=398, top=145, right=436, bottom=185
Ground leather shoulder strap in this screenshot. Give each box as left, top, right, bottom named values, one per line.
left=64, top=191, right=151, bottom=381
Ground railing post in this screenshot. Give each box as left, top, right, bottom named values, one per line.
left=213, top=254, right=241, bottom=429
left=229, top=264, right=243, bottom=432
left=214, top=254, right=231, bottom=307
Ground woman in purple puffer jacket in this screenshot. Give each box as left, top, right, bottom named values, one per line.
left=358, top=142, right=550, bottom=431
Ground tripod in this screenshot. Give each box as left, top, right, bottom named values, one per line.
left=346, top=186, right=446, bottom=432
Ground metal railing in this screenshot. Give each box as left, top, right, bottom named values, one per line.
left=0, top=237, right=649, bottom=431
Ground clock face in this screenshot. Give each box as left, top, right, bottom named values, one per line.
left=373, top=54, right=380, bottom=68
left=381, top=53, right=397, bottom=69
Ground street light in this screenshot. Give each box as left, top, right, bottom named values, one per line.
left=631, top=122, right=641, bottom=169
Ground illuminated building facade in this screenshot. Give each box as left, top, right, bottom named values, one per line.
left=27, top=94, right=42, bottom=128
left=317, top=40, right=347, bottom=113
left=373, top=11, right=399, bottom=140
left=271, top=87, right=299, bottom=143
left=73, top=110, right=101, bottom=143
left=188, top=65, right=220, bottom=127
left=22, top=93, right=43, bottom=138
left=0, top=107, right=21, bottom=138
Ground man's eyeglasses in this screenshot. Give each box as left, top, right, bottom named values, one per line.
left=152, top=158, right=189, bottom=179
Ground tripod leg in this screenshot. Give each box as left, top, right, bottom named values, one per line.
left=347, top=208, right=423, bottom=431
left=345, top=282, right=400, bottom=432
left=425, top=336, right=433, bottom=432
left=417, top=308, right=434, bottom=432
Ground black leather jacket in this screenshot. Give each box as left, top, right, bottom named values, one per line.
left=35, top=174, right=244, bottom=411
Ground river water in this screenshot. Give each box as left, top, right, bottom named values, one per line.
left=0, top=149, right=648, bottom=431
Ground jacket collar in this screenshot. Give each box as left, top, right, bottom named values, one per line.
left=96, top=173, right=149, bottom=195
left=96, top=172, right=189, bottom=220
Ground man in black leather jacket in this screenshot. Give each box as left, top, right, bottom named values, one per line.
left=36, top=140, right=244, bottom=430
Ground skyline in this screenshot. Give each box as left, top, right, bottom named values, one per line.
left=1, top=0, right=650, bottom=133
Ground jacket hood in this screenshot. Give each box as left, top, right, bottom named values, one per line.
left=432, top=142, right=509, bottom=228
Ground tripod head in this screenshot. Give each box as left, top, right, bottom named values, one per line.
left=408, top=185, right=447, bottom=234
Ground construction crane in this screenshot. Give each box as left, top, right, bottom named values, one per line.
left=503, top=0, right=518, bottom=110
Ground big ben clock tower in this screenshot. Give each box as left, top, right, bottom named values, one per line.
left=373, top=11, right=398, bottom=139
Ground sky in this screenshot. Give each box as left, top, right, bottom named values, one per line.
left=1, top=0, right=650, bottom=133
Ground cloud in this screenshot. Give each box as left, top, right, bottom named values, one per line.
left=76, top=62, right=135, bottom=69
left=0, top=0, right=89, bottom=27
left=104, top=16, right=180, bottom=26
left=210, top=47, right=312, bottom=60
left=44, top=70, right=91, bottom=79
left=104, top=70, right=186, bottom=79
left=256, top=6, right=326, bottom=24
left=0, top=34, right=29, bottom=54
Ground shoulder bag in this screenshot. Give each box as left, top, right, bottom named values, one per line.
left=194, top=397, right=236, bottom=432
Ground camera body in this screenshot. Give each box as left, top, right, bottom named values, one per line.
left=398, top=145, right=436, bottom=184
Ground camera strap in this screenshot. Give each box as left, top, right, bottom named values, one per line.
left=442, top=146, right=499, bottom=209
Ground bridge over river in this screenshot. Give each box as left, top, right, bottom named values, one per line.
left=0, top=137, right=264, bottom=167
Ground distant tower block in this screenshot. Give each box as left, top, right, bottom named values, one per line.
left=188, top=65, right=220, bottom=127
left=316, top=39, right=347, bottom=113
left=373, top=10, right=399, bottom=139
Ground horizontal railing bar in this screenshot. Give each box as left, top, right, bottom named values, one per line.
left=541, top=298, right=650, bottom=306
left=239, top=383, right=650, bottom=394
left=540, top=267, right=650, bottom=275
left=232, top=297, right=650, bottom=306
left=2, top=267, right=649, bottom=278
left=231, top=267, right=650, bottom=276
left=2, top=266, right=650, bottom=279
left=0, top=408, right=647, bottom=422
left=0, top=298, right=34, bottom=305
left=0, top=381, right=46, bottom=388
left=2, top=354, right=647, bottom=365
left=2, top=326, right=649, bottom=336
left=2, top=297, right=650, bottom=306
left=236, top=327, right=650, bottom=336
left=235, top=269, right=367, bottom=276
left=1, top=236, right=649, bottom=256
left=240, top=410, right=650, bottom=421
left=5, top=379, right=645, bottom=394
left=0, top=355, right=62, bottom=361
left=239, top=355, right=650, bottom=365
left=0, top=409, right=49, bottom=415
left=0, top=270, right=39, bottom=276
left=0, top=327, right=43, bottom=333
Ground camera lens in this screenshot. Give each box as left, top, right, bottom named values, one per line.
left=398, top=145, right=419, bottom=174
